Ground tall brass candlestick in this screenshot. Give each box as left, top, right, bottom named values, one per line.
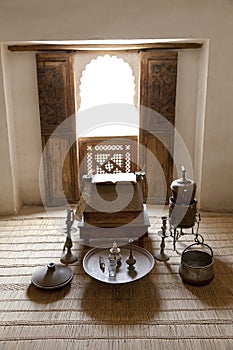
left=154, top=216, right=170, bottom=262
left=61, top=209, right=78, bottom=264
left=60, top=208, right=77, bottom=234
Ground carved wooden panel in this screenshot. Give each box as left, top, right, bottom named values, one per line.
left=37, top=54, right=75, bottom=133
left=37, top=53, right=79, bottom=206
left=140, top=51, right=177, bottom=203
left=41, top=135, right=74, bottom=204
left=140, top=51, right=177, bottom=129
left=144, top=132, right=174, bottom=204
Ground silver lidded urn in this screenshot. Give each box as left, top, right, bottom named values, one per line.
left=170, top=166, right=196, bottom=205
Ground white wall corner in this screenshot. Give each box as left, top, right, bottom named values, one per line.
left=0, top=44, right=22, bottom=214
left=193, top=39, right=210, bottom=208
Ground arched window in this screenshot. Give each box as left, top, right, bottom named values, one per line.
left=78, top=54, right=138, bottom=136
left=79, top=54, right=135, bottom=110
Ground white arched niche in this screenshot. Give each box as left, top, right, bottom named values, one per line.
left=76, top=53, right=139, bottom=137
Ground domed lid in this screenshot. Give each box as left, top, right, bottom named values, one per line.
left=31, top=262, right=73, bottom=289
left=171, top=166, right=196, bottom=188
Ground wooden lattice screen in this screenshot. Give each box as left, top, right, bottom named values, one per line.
left=78, top=136, right=138, bottom=178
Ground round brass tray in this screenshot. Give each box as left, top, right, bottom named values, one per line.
left=83, top=245, right=155, bottom=284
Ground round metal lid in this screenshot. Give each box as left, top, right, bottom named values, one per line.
left=31, top=262, right=73, bottom=289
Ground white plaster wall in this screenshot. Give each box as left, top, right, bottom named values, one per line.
left=174, top=49, right=200, bottom=181
left=201, top=36, right=233, bottom=210
left=0, top=45, right=22, bottom=214
left=7, top=51, right=42, bottom=205
left=0, top=0, right=232, bottom=212
left=194, top=41, right=209, bottom=207
left=0, top=0, right=228, bottom=42
left=0, top=46, right=18, bottom=214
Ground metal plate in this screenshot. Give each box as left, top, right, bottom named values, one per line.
left=83, top=245, right=155, bottom=284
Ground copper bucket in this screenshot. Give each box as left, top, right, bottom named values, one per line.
left=179, top=242, right=214, bottom=286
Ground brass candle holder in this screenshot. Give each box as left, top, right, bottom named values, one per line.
left=60, top=209, right=78, bottom=264
left=154, top=216, right=170, bottom=262
left=60, top=208, right=77, bottom=234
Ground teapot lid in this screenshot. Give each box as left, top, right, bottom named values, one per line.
left=31, top=262, right=73, bottom=289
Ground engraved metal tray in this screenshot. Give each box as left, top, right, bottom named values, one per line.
left=83, top=245, right=154, bottom=284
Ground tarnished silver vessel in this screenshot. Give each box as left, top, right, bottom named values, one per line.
left=179, top=243, right=214, bottom=286
left=170, top=166, right=196, bottom=205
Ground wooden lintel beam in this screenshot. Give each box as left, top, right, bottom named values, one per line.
left=8, top=42, right=202, bottom=52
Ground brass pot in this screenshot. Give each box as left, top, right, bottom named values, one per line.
left=179, top=243, right=214, bottom=286
left=171, top=166, right=196, bottom=204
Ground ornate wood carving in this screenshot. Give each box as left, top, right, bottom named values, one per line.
left=140, top=51, right=178, bottom=203
left=37, top=54, right=75, bottom=133
left=144, top=131, right=174, bottom=204
left=37, top=53, right=79, bottom=205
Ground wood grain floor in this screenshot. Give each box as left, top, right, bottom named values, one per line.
left=0, top=211, right=233, bottom=350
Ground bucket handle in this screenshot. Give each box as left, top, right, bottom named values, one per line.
left=182, top=242, right=213, bottom=258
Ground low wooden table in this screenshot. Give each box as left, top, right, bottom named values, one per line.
left=78, top=204, right=150, bottom=247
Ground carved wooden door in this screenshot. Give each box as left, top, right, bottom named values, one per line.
left=36, top=53, right=79, bottom=206
left=139, top=51, right=177, bottom=204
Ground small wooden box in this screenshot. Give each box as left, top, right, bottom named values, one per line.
left=79, top=204, right=150, bottom=247
left=83, top=182, right=144, bottom=226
